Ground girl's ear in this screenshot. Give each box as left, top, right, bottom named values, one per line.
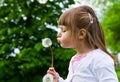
left=78, top=29, right=87, bottom=39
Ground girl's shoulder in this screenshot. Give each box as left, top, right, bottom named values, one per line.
left=89, top=48, right=113, bottom=60
left=88, top=48, right=114, bottom=68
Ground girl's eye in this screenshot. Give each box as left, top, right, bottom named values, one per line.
left=62, top=30, right=66, bottom=32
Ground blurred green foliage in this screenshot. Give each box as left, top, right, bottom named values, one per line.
left=116, top=65, right=120, bottom=81
left=0, top=0, right=75, bottom=82
left=0, top=0, right=120, bottom=81
left=102, top=1, right=120, bottom=54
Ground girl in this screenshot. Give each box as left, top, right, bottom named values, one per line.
left=47, top=5, right=118, bottom=82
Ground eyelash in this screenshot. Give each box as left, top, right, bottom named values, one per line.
left=62, top=30, right=66, bottom=32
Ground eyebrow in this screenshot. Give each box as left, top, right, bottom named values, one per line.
left=59, top=25, right=67, bottom=29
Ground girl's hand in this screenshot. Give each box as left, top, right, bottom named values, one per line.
left=47, top=67, right=59, bottom=82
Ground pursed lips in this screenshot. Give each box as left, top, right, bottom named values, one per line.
left=57, top=38, right=61, bottom=43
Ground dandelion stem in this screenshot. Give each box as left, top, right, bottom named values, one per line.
left=50, top=46, right=54, bottom=67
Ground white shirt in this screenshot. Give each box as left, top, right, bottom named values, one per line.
left=58, top=49, right=118, bottom=82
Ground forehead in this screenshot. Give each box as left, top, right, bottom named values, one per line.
left=58, top=9, right=73, bottom=27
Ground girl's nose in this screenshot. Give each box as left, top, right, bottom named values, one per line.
left=57, top=32, right=61, bottom=37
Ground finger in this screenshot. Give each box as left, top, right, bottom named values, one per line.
left=48, top=67, right=55, bottom=73
left=47, top=69, right=54, bottom=74
left=49, top=67, right=54, bottom=70
left=47, top=69, right=55, bottom=75
left=47, top=68, right=56, bottom=76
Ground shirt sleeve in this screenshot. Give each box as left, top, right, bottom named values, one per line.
left=58, top=56, right=75, bottom=82
left=94, top=56, right=119, bottom=82
left=58, top=69, right=73, bottom=82
left=95, top=65, right=119, bottom=82
left=58, top=76, right=65, bottom=82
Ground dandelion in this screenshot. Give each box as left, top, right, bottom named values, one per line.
left=42, top=38, right=54, bottom=82
left=42, top=38, right=52, bottom=48
left=42, top=38, right=54, bottom=67
left=42, top=73, right=53, bottom=82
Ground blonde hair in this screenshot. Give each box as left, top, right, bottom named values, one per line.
left=58, top=5, right=118, bottom=63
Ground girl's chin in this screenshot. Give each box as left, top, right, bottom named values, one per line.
left=60, top=44, right=66, bottom=48
left=60, top=44, right=73, bottom=48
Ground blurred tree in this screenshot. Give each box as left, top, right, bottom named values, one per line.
left=0, top=0, right=75, bottom=82
left=102, top=0, right=120, bottom=54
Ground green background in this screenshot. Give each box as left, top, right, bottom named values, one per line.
left=0, top=0, right=120, bottom=82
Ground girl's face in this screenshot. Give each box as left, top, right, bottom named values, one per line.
left=57, top=25, right=75, bottom=48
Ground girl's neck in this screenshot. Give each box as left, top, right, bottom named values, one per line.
left=74, top=38, right=95, bottom=55
left=75, top=45, right=95, bottom=55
